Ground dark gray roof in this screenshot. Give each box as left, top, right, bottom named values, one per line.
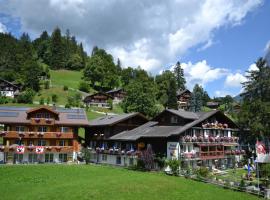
left=106, top=88, right=123, bottom=94
left=110, top=110, right=221, bottom=141
left=109, top=121, right=181, bottom=141
left=166, top=109, right=199, bottom=120
left=176, top=89, right=191, bottom=96
left=89, top=112, right=147, bottom=127
left=0, top=78, right=20, bottom=88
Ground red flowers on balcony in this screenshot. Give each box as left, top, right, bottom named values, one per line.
left=18, top=132, right=25, bottom=137
left=37, top=132, right=44, bottom=137
left=55, top=146, right=61, bottom=152
left=34, top=118, right=40, bottom=123
left=0, top=131, right=7, bottom=137
left=45, top=118, right=52, bottom=124
left=27, top=146, right=35, bottom=151
left=56, top=132, right=62, bottom=137
left=29, top=132, right=35, bottom=137
left=46, top=146, right=52, bottom=151
left=0, top=146, right=5, bottom=151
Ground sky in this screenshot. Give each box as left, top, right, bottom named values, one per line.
left=0, top=0, right=269, bottom=97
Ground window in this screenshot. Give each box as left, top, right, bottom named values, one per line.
left=15, top=126, right=25, bottom=132
left=36, top=113, right=51, bottom=118
left=38, top=126, right=47, bottom=132
left=116, top=156, right=121, bottom=165
left=37, top=140, right=46, bottom=146
left=15, top=139, right=24, bottom=145
left=45, top=154, right=54, bottom=163
left=59, top=140, right=65, bottom=146
left=28, top=154, right=37, bottom=163
left=59, top=154, right=67, bottom=162
left=170, top=116, right=178, bottom=124
left=102, top=154, right=107, bottom=161
left=60, top=127, right=69, bottom=133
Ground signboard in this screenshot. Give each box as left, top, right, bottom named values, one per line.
left=35, top=146, right=44, bottom=154
left=16, top=146, right=25, bottom=154
left=167, top=142, right=180, bottom=160
left=256, top=141, right=270, bottom=163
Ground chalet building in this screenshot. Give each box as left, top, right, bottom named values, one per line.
left=176, top=89, right=192, bottom=110
left=83, top=92, right=113, bottom=108
left=85, top=113, right=148, bottom=165
left=89, top=109, right=244, bottom=169
left=0, top=78, right=21, bottom=98
left=0, top=106, right=88, bottom=164
left=106, top=88, right=126, bottom=104
left=206, top=102, right=220, bottom=109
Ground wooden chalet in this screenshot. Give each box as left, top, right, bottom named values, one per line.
left=106, top=88, right=126, bottom=104
left=83, top=92, right=113, bottom=108
left=206, top=101, right=220, bottom=109
left=0, top=106, right=88, bottom=164
left=0, top=78, right=21, bottom=98
left=176, top=89, right=191, bottom=110
left=89, top=109, right=243, bottom=169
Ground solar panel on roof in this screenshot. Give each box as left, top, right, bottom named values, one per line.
left=67, top=114, right=86, bottom=119
left=0, top=112, right=19, bottom=117
left=57, top=108, right=84, bottom=113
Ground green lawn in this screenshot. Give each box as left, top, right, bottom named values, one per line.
left=50, top=69, right=83, bottom=89
left=0, top=165, right=260, bottom=200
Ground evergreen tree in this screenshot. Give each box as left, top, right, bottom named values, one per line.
left=50, top=27, right=65, bottom=69
left=174, top=61, right=186, bottom=91
left=167, top=78, right=178, bottom=109
left=239, top=58, right=270, bottom=138
left=190, top=84, right=203, bottom=112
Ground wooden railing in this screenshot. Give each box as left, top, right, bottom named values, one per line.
left=30, top=118, right=55, bottom=125
left=1, top=131, right=74, bottom=139
left=199, top=151, right=224, bottom=160
left=0, top=145, right=74, bottom=153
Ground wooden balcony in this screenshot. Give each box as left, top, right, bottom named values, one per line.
left=199, top=151, right=224, bottom=160
left=0, top=145, right=74, bottom=153
left=1, top=131, right=74, bottom=139
left=30, top=118, right=55, bottom=126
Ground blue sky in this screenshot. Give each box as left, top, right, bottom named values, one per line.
left=0, top=0, right=269, bottom=97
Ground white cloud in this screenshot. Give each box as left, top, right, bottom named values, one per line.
left=0, top=0, right=263, bottom=72
left=179, top=60, right=228, bottom=89
left=248, top=63, right=258, bottom=71
left=0, top=22, right=7, bottom=33
left=224, top=73, right=247, bottom=88
left=214, top=90, right=233, bottom=97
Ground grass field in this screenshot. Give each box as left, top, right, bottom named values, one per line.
left=0, top=165, right=260, bottom=200
left=50, top=69, right=83, bottom=89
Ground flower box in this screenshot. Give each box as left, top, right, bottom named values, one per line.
left=45, top=119, right=52, bottom=124
left=56, top=132, right=62, bottom=137
left=29, top=132, right=35, bottom=136
left=37, top=132, right=44, bottom=137
left=18, top=132, right=25, bottom=137
left=0, top=131, right=7, bottom=137
left=0, top=146, right=5, bottom=151
left=55, top=146, right=61, bottom=151
left=46, top=146, right=52, bottom=151
left=209, top=137, right=215, bottom=143
left=9, top=146, right=14, bottom=151
left=35, top=118, right=41, bottom=123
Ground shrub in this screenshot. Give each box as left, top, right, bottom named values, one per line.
left=51, top=94, right=58, bottom=103
left=63, top=85, right=68, bottom=91
left=195, top=167, right=209, bottom=178
left=46, top=97, right=50, bottom=105
left=39, top=97, right=44, bottom=105
left=44, top=80, right=50, bottom=89
left=239, top=179, right=245, bottom=191
left=16, top=88, right=35, bottom=104
left=78, top=81, right=90, bottom=93
left=81, top=148, right=91, bottom=164
left=166, top=159, right=180, bottom=176
left=108, top=98, right=113, bottom=110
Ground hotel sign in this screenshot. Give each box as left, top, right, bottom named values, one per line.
left=167, top=142, right=180, bottom=160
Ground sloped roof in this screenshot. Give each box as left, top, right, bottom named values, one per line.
left=109, top=110, right=233, bottom=141
left=0, top=78, right=20, bottom=89
left=176, top=89, right=191, bottom=96
left=165, top=109, right=199, bottom=120
left=0, top=106, right=89, bottom=126
left=26, top=106, right=59, bottom=115
left=106, top=88, right=123, bottom=94
left=109, top=121, right=182, bottom=141
left=89, top=112, right=147, bottom=127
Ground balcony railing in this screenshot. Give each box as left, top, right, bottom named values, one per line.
left=0, top=145, right=74, bottom=153
left=30, top=118, right=55, bottom=125
left=0, top=131, right=74, bottom=139
left=180, top=136, right=239, bottom=144
left=92, top=147, right=138, bottom=156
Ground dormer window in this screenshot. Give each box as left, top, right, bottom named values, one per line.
left=171, top=116, right=178, bottom=124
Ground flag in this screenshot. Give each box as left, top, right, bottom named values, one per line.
left=16, top=146, right=25, bottom=154
left=36, top=146, right=44, bottom=154
left=256, top=141, right=266, bottom=154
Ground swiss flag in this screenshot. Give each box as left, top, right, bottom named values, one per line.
left=256, top=141, right=266, bottom=154
left=35, top=146, right=44, bottom=154
left=16, top=146, right=25, bottom=154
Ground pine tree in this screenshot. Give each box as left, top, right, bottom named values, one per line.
left=190, top=84, right=203, bottom=112
left=174, top=61, right=186, bottom=91
left=167, top=78, right=178, bottom=109
left=50, top=27, right=65, bottom=69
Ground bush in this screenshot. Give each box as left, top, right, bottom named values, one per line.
left=239, top=179, right=245, bottom=191
left=108, top=98, right=113, bottom=110
left=166, top=159, right=180, bottom=176
left=154, top=155, right=166, bottom=169
left=195, top=167, right=209, bottom=178
left=44, top=80, right=50, bottom=89
left=46, top=97, right=50, bottom=105
left=81, top=148, right=91, bottom=164
left=63, top=85, right=68, bottom=91
left=16, top=88, right=35, bottom=104
left=78, top=81, right=90, bottom=93
left=51, top=94, right=58, bottom=103
left=39, top=97, right=44, bottom=105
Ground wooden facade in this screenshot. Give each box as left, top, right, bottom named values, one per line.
left=176, top=89, right=191, bottom=110
left=0, top=106, right=88, bottom=164
left=106, top=88, right=126, bottom=104
left=83, top=92, right=113, bottom=108
left=0, top=79, right=20, bottom=98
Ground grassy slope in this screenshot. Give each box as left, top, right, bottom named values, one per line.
left=50, top=69, right=82, bottom=89
left=0, top=165, right=259, bottom=200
